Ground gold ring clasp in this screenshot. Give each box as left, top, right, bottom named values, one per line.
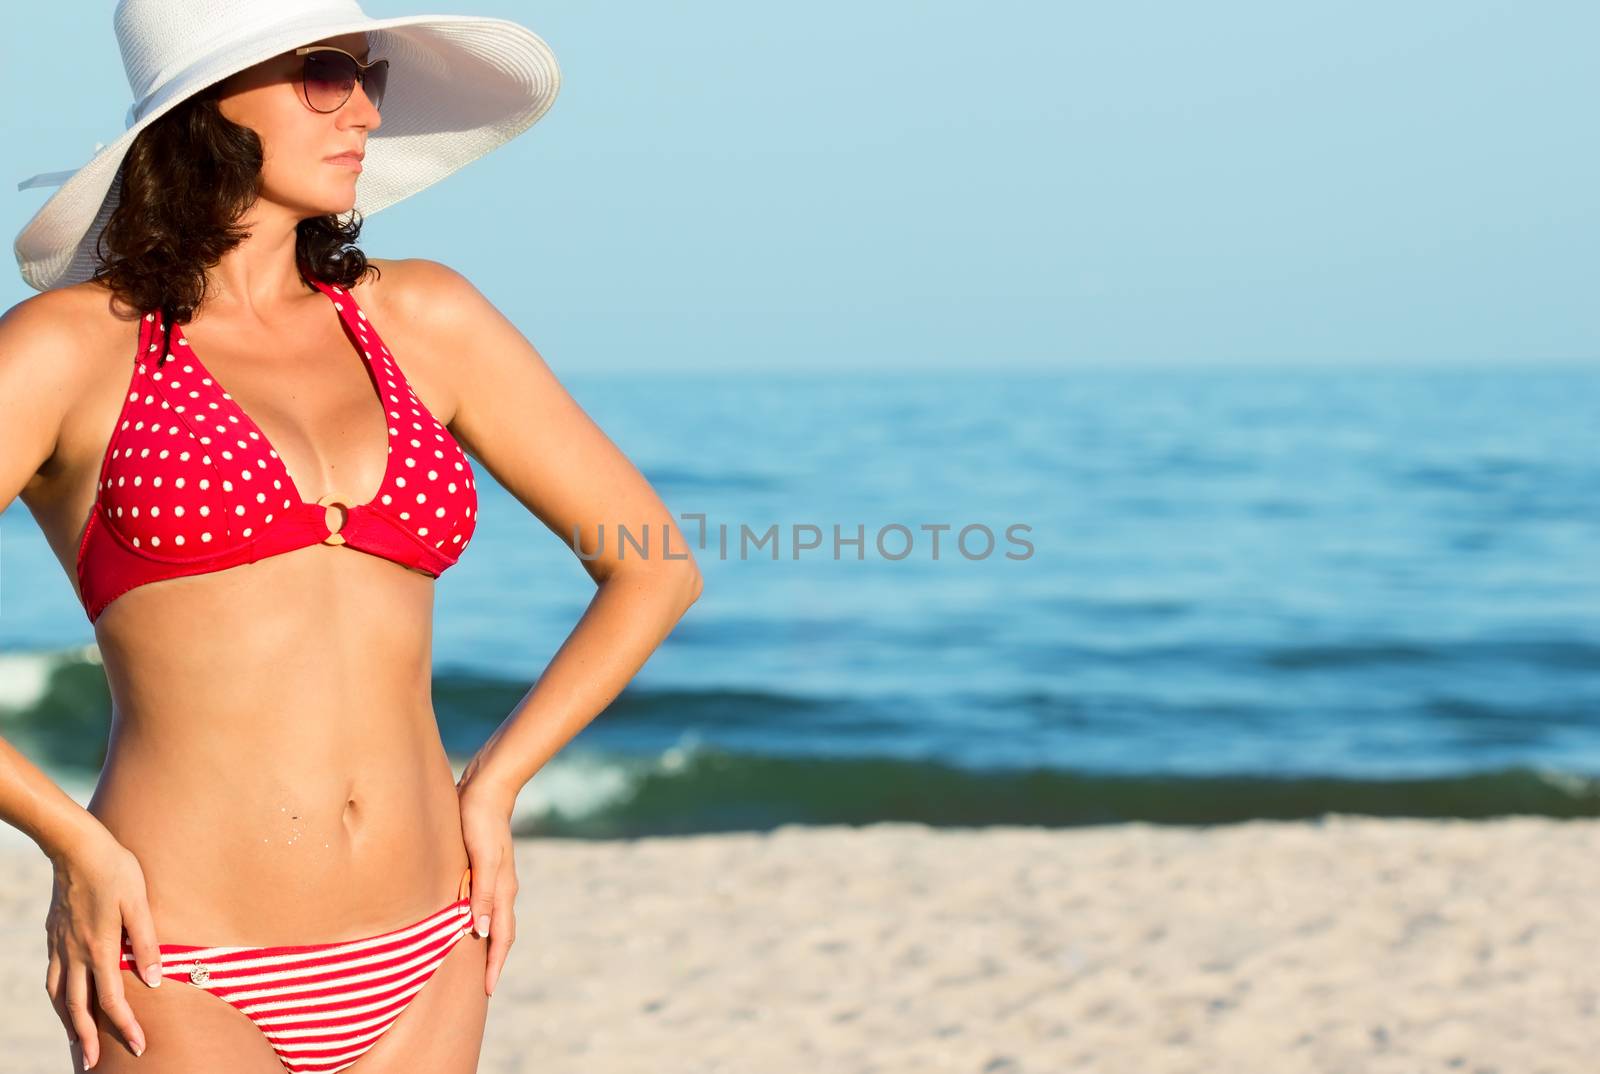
left=316, top=492, right=351, bottom=545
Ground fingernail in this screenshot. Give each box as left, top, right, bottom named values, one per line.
left=132, top=1039, right=145, bottom=1057
left=475, top=914, right=490, bottom=938
left=143, top=964, right=162, bottom=987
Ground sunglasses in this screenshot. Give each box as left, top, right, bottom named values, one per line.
left=292, top=46, right=389, bottom=114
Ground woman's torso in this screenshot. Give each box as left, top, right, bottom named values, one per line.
left=19, top=263, right=474, bottom=943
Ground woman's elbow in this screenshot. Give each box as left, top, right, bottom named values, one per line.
left=677, top=561, right=704, bottom=610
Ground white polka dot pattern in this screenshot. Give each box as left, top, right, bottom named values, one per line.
left=75, top=275, right=478, bottom=623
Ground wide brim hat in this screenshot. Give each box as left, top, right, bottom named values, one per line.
left=14, top=0, right=561, bottom=293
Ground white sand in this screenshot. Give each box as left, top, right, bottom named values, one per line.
left=3, top=815, right=1597, bottom=1072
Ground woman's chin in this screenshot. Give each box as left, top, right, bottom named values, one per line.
left=297, top=188, right=359, bottom=217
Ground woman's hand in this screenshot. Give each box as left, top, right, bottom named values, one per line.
left=44, top=827, right=163, bottom=1069
left=456, top=775, right=521, bottom=997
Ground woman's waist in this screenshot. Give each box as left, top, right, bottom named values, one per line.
left=94, top=710, right=458, bottom=833
left=90, top=753, right=468, bottom=945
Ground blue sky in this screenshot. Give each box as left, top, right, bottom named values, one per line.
left=3, top=1, right=1595, bottom=370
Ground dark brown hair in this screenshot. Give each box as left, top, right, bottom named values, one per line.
left=88, top=80, right=380, bottom=358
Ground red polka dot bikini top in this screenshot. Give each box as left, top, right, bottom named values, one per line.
left=75, top=275, right=478, bottom=624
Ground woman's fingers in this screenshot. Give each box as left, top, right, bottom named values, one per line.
left=458, top=785, right=521, bottom=998
left=120, top=894, right=164, bottom=990
left=485, top=867, right=519, bottom=996
left=44, top=952, right=74, bottom=1046
left=91, top=951, right=145, bottom=1058
left=64, top=962, right=98, bottom=1069
left=467, top=849, right=500, bottom=943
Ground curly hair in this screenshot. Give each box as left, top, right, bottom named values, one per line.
left=88, top=80, right=381, bottom=361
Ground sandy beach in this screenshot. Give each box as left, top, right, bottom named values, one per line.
left=1, top=815, right=1597, bottom=1073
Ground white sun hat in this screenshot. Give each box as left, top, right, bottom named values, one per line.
left=13, top=0, right=561, bottom=292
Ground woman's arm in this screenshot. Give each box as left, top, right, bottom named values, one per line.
left=0, top=295, right=172, bottom=1066
left=379, top=259, right=702, bottom=995
left=0, top=294, right=113, bottom=863
left=388, top=258, right=703, bottom=805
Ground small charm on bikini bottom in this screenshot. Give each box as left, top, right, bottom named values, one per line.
left=188, top=960, right=210, bottom=986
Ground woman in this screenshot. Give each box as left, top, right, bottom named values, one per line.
left=0, top=3, right=701, bottom=1071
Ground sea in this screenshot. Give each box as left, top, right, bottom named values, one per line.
left=2, top=364, right=1597, bottom=839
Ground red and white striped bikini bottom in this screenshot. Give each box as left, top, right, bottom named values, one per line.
left=118, top=866, right=477, bottom=1073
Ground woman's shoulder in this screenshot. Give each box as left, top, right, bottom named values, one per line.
left=353, top=256, right=488, bottom=328
left=0, top=280, right=142, bottom=503
left=350, top=258, right=498, bottom=416
left=2, top=277, right=135, bottom=334
left=0, top=280, right=139, bottom=392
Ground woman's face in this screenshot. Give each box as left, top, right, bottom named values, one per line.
left=216, top=32, right=382, bottom=218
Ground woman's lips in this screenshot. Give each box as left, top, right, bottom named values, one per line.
left=326, top=154, right=363, bottom=170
